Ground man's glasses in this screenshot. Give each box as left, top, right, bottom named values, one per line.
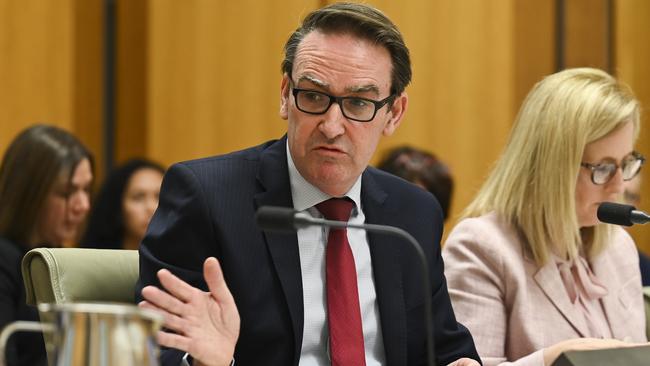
left=580, top=151, right=645, bottom=185
left=291, top=86, right=394, bottom=122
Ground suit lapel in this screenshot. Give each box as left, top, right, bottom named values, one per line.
left=591, top=249, right=626, bottom=339
left=362, top=171, right=407, bottom=366
left=253, top=136, right=303, bottom=364
left=534, top=262, right=590, bottom=337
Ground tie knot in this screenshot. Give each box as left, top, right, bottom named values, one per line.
left=316, top=197, right=355, bottom=222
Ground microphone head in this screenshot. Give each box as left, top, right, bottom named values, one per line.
left=255, top=206, right=298, bottom=232
left=597, top=202, right=635, bottom=226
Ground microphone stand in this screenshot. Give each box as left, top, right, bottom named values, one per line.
left=293, top=213, right=436, bottom=366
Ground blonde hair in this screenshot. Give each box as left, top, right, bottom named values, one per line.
left=464, top=68, right=640, bottom=265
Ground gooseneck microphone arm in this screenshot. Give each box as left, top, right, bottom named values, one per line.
left=256, top=206, right=436, bottom=366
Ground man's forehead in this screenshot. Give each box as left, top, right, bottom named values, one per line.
left=291, top=32, right=391, bottom=94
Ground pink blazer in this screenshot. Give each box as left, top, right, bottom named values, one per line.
left=443, top=212, right=647, bottom=366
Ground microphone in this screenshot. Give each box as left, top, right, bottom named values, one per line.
left=597, top=202, right=650, bottom=226
left=255, top=205, right=436, bottom=366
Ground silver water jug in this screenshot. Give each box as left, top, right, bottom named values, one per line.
left=0, top=302, right=163, bottom=366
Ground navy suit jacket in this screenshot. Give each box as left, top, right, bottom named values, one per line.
left=136, top=137, right=479, bottom=366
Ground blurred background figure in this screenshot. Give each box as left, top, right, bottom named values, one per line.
left=0, top=124, right=93, bottom=366
left=623, top=174, right=650, bottom=286
left=377, top=145, right=454, bottom=221
left=81, top=158, right=164, bottom=250
left=443, top=68, right=647, bottom=366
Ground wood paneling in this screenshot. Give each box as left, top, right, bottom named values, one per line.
left=0, top=0, right=103, bottom=179
left=72, top=0, right=104, bottom=181
left=614, top=0, right=650, bottom=254
left=562, top=0, right=611, bottom=70
left=145, top=0, right=553, bottom=229
left=145, top=0, right=320, bottom=166
left=0, top=0, right=75, bottom=148
left=514, top=0, right=556, bottom=109
left=2, top=0, right=649, bottom=253
left=115, top=0, right=149, bottom=164
left=367, top=1, right=515, bottom=227
left=353, top=1, right=554, bottom=232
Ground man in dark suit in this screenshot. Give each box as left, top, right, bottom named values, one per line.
left=137, top=3, right=479, bottom=366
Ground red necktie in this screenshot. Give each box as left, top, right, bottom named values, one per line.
left=316, top=198, right=366, bottom=366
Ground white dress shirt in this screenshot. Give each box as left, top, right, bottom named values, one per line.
left=287, top=143, right=386, bottom=366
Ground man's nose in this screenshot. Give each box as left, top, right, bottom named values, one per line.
left=318, top=102, right=346, bottom=139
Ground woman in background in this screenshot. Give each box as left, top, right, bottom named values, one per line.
left=0, top=124, right=93, bottom=366
left=82, top=158, right=164, bottom=250
left=377, top=145, right=454, bottom=221
left=443, top=68, right=648, bottom=366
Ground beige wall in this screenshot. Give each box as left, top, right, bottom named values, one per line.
left=1, top=0, right=649, bottom=252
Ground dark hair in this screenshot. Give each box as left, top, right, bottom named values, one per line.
left=0, top=124, right=94, bottom=246
left=281, top=2, right=411, bottom=98
left=81, top=158, right=164, bottom=249
left=378, top=146, right=454, bottom=220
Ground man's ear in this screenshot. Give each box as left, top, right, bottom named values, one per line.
left=382, top=92, right=408, bottom=136
left=280, top=74, right=290, bottom=120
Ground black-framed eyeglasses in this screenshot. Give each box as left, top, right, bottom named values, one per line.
left=291, top=86, right=394, bottom=122
left=580, top=151, right=645, bottom=185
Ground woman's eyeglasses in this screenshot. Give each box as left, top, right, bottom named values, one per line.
left=580, top=151, right=645, bottom=185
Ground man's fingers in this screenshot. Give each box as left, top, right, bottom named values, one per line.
left=139, top=300, right=187, bottom=334
left=156, top=330, right=192, bottom=353
left=141, top=285, right=187, bottom=317
left=157, top=268, right=196, bottom=303
left=204, top=257, right=236, bottom=305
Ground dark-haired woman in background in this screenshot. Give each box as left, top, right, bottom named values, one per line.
left=377, top=145, right=454, bottom=221
left=0, top=124, right=93, bottom=366
left=82, top=158, right=164, bottom=250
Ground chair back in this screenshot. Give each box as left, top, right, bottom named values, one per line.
left=22, top=248, right=139, bottom=305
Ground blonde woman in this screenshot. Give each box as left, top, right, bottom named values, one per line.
left=443, top=68, right=648, bottom=366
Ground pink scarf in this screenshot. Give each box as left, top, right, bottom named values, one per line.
left=556, top=256, right=612, bottom=338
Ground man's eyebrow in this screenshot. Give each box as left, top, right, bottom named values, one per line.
left=296, top=75, right=328, bottom=89
left=295, top=75, right=381, bottom=96
left=345, top=84, right=380, bottom=96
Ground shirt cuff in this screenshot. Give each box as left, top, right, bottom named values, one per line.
left=181, top=353, right=235, bottom=366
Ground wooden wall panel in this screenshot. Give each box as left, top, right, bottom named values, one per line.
left=0, top=0, right=75, bottom=150
left=340, top=1, right=553, bottom=231
left=115, top=0, right=149, bottom=164
left=146, top=0, right=320, bottom=166
left=514, top=0, right=556, bottom=110
left=72, top=0, right=104, bottom=181
left=367, top=0, right=516, bottom=226
left=5, top=1, right=648, bottom=253
left=143, top=0, right=557, bottom=232
left=0, top=0, right=103, bottom=179
left=614, top=0, right=650, bottom=254
left=563, top=0, right=610, bottom=70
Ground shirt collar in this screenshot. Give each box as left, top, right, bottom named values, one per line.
left=286, top=141, right=362, bottom=212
